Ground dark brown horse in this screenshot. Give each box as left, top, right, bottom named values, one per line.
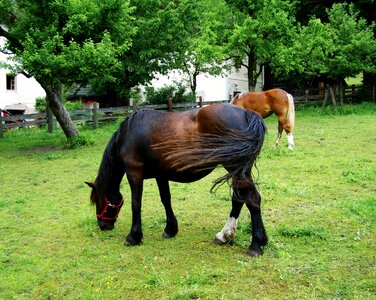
left=231, top=88, right=295, bottom=150
left=86, top=104, right=268, bottom=256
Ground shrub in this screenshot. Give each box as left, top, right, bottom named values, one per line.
left=65, top=101, right=84, bottom=111
left=35, top=97, right=47, bottom=112
left=144, top=82, right=195, bottom=105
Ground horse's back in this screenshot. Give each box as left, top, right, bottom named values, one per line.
left=117, top=104, right=263, bottom=182
left=232, top=89, right=289, bottom=117
left=197, top=103, right=257, bottom=133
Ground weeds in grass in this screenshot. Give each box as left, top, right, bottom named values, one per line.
left=277, top=225, right=327, bottom=239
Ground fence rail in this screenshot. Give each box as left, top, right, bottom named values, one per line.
left=0, top=100, right=228, bottom=138
left=0, top=85, right=367, bottom=138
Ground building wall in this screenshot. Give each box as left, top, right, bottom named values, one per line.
left=0, top=35, right=45, bottom=112
left=146, top=64, right=262, bottom=103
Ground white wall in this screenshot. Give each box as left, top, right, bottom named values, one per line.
left=145, top=64, right=257, bottom=103
left=0, top=35, right=45, bottom=112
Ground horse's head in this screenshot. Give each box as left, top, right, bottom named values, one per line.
left=85, top=182, right=124, bottom=231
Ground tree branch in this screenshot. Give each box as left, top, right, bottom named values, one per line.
left=0, top=25, right=23, bottom=50
left=20, top=71, right=32, bottom=78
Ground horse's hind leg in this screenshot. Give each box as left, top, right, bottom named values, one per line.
left=275, top=120, right=283, bottom=146
left=125, top=172, right=144, bottom=246
left=216, top=172, right=267, bottom=256
left=277, top=115, right=294, bottom=150
left=156, top=178, right=178, bottom=238
left=214, top=200, right=243, bottom=245
left=245, top=185, right=268, bottom=257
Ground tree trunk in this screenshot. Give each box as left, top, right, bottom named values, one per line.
left=41, top=82, right=79, bottom=138
left=329, top=84, right=337, bottom=107
left=247, top=51, right=256, bottom=91
left=339, top=80, right=344, bottom=105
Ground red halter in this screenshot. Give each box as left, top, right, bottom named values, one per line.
left=96, top=195, right=124, bottom=221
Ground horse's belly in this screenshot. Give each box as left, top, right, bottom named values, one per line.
left=143, top=165, right=213, bottom=183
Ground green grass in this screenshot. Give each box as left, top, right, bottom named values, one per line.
left=1, top=103, right=375, bottom=299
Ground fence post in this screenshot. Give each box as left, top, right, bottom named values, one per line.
left=132, top=100, right=137, bottom=112
left=92, top=102, right=99, bottom=129
left=47, top=106, right=53, bottom=133
left=198, top=96, right=202, bottom=107
left=168, top=97, right=172, bottom=112
left=0, top=110, right=4, bottom=139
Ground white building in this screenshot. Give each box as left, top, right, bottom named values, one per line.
left=0, top=35, right=46, bottom=113
left=149, top=65, right=263, bottom=102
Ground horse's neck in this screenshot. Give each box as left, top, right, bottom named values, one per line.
left=97, top=162, right=125, bottom=200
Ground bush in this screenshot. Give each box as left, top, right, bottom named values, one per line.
left=35, top=97, right=83, bottom=112
left=65, top=101, right=84, bottom=111
left=35, top=97, right=47, bottom=112
left=144, top=82, right=195, bottom=105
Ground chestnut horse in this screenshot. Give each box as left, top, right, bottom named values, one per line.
left=86, top=104, right=268, bottom=256
left=231, top=88, right=295, bottom=150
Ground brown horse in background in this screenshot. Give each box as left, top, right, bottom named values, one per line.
left=231, top=88, right=295, bottom=150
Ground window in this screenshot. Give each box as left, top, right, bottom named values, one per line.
left=6, top=74, right=16, bottom=90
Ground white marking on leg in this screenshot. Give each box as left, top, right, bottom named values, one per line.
left=275, top=133, right=282, bottom=145
left=215, top=217, right=237, bottom=243
left=287, top=133, right=294, bottom=150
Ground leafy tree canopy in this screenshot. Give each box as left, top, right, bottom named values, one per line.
left=225, top=0, right=297, bottom=90
left=293, top=3, right=376, bottom=81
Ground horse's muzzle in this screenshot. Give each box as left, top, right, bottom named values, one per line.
left=97, top=219, right=115, bottom=231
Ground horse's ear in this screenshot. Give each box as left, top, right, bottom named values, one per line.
left=85, top=182, right=96, bottom=189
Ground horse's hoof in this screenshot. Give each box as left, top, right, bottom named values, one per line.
left=213, top=237, right=224, bottom=245
left=162, top=231, right=177, bottom=239
left=125, top=235, right=142, bottom=246
left=246, top=248, right=263, bottom=257
left=213, top=237, right=233, bottom=246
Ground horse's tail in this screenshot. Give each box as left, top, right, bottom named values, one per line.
left=286, top=93, right=295, bottom=133
left=155, top=110, right=266, bottom=201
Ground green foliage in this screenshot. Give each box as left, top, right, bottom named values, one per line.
left=66, top=135, right=94, bottom=149
left=35, top=97, right=47, bottom=112
left=226, top=0, right=297, bottom=89
left=64, top=101, right=84, bottom=111
left=144, top=83, right=196, bottom=105
left=293, top=3, right=376, bottom=81
left=173, top=0, right=233, bottom=93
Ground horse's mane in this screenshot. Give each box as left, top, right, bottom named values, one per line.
left=230, top=92, right=248, bottom=104
left=91, top=113, right=136, bottom=205
left=91, top=130, right=119, bottom=204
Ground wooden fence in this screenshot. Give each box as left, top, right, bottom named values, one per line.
left=0, top=99, right=227, bottom=138
left=292, top=85, right=365, bottom=103
left=0, top=85, right=368, bottom=138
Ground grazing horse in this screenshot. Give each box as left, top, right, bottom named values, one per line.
left=231, top=88, right=295, bottom=150
left=86, top=104, right=268, bottom=256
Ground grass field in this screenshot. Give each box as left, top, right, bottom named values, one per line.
left=0, top=103, right=375, bottom=299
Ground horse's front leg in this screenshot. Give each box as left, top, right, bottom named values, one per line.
left=156, top=178, right=178, bottom=238
left=125, top=172, right=144, bottom=246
